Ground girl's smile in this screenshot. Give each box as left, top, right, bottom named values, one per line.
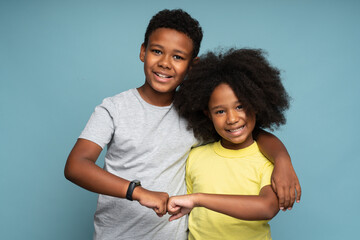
left=207, top=83, right=256, bottom=150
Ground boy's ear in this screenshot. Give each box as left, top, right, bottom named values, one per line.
left=192, top=57, right=200, bottom=64
left=190, top=57, right=200, bottom=69
left=140, top=43, right=146, bottom=62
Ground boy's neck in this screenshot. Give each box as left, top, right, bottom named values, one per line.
left=137, top=84, right=175, bottom=107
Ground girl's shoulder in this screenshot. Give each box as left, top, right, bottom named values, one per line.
left=188, top=142, right=216, bottom=161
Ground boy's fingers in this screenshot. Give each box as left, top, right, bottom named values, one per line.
left=156, top=212, right=164, bottom=217
left=154, top=203, right=167, bottom=216
left=276, top=186, right=285, bottom=210
left=271, top=179, right=277, bottom=193
left=288, top=185, right=296, bottom=210
left=296, top=183, right=302, bottom=203
left=283, top=187, right=291, bottom=210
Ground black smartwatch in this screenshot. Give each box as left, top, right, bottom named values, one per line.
left=126, top=180, right=141, bottom=201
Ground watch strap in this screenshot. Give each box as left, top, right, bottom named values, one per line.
left=126, top=180, right=141, bottom=201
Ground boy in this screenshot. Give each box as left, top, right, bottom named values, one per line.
left=64, top=9, right=300, bottom=240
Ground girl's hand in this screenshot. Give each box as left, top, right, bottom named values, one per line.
left=132, top=187, right=169, bottom=217
left=271, top=158, right=301, bottom=211
left=167, top=194, right=196, bottom=221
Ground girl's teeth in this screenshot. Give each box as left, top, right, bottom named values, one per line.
left=229, top=126, right=244, bottom=132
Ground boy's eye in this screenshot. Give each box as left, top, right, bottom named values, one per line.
left=236, top=105, right=243, bottom=110
left=152, top=49, right=162, bottom=55
left=173, top=55, right=184, bottom=60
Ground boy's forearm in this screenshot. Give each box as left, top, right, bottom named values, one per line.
left=65, top=153, right=130, bottom=198
left=256, top=129, right=290, bottom=164
left=193, top=191, right=279, bottom=220
left=65, top=139, right=169, bottom=216
left=65, top=138, right=138, bottom=198
left=255, top=129, right=302, bottom=210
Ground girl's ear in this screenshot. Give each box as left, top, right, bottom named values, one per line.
left=203, top=110, right=211, bottom=120
left=140, top=43, right=146, bottom=62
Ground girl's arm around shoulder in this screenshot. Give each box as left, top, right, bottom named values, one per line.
left=64, top=139, right=169, bottom=217
left=167, top=186, right=279, bottom=221
left=255, top=129, right=302, bottom=210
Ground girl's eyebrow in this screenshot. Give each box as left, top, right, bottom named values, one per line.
left=210, top=105, right=224, bottom=111
left=209, top=101, right=242, bottom=111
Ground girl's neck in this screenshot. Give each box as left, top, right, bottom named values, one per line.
left=220, top=137, right=254, bottom=150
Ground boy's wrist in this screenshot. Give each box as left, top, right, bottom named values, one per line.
left=126, top=180, right=141, bottom=201
left=131, top=186, right=144, bottom=201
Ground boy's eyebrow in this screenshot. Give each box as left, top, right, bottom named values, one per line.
left=149, top=43, right=164, bottom=49
left=173, top=49, right=188, bottom=55
left=149, top=44, right=189, bottom=56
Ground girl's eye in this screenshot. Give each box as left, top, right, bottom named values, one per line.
left=215, top=110, right=224, bottom=114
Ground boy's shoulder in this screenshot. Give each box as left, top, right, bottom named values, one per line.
left=99, top=88, right=138, bottom=108
left=104, top=88, right=135, bottom=102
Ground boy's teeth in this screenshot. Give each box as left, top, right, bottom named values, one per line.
left=157, top=73, right=170, bottom=78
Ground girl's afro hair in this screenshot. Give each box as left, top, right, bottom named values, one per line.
left=174, top=48, right=291, bottom=142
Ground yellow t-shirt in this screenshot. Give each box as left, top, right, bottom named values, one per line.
left=186, top=141, right=274, bottom=240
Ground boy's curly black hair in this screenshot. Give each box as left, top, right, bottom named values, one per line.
left=144, top=9, right=203, bottom=58
left=174, top=48, right=290, bottom=142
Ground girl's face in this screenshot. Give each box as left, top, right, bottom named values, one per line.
left=207, top=83, right=256, bottom=150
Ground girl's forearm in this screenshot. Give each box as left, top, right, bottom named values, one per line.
left=193, top=187, right=279, bottom=220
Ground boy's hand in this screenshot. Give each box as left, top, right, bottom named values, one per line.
left=167, top=195, right=195, bottom=221
left=271, top=158, right=301, bottom=211
left=132, top=187, right=169, bottom=217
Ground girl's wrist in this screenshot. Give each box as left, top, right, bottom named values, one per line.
left=192, top=193, right=203, bottom=207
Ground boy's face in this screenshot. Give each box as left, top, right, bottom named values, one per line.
left=207, top=83, right=256, bottom=150
left=140, top=28, right=196, bottom=95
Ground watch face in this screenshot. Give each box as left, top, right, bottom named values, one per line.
left=133, top=180, right=141, bottom=186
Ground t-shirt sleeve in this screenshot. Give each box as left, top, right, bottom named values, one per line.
left=260, top=161, right=274, bottom=190
left=79, top=98, right=116, bottom=149
left=185, top=153, right=193, bottom=194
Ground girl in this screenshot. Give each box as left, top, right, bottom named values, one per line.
left=168, top=48, right=292, bottom=240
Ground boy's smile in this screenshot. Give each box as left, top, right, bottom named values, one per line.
left=207, top=83, right=256, bottom=150
left=139, top=28, right=196, bottom=106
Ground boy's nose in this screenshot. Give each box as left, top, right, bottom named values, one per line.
left=158, top=55, right=171, bottom=69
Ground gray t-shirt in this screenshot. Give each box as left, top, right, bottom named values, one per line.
left=79, top=88, right=198, bottom=240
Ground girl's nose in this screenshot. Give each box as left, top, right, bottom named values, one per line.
left=226, top=110, right=239, bottom=124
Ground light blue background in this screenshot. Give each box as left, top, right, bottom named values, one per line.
left=1, top=0, right=359, bottom=239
